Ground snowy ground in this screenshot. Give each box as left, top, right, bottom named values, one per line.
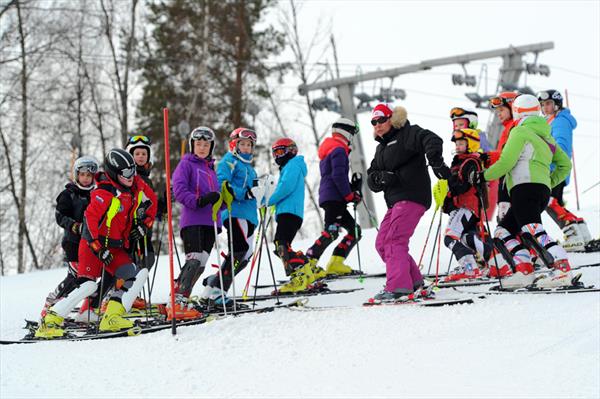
left=1, top=208, right=599, bottom=398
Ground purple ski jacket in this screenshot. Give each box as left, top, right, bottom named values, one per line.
left=318, top=136, right=352, bottom=205
left=172, top=153, right=222, bottom=229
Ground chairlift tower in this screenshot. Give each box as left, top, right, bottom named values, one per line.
left=298, top=42, right=553, bottom=227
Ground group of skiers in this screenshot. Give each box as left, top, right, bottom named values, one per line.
left=34, top=86, right=594, bottom=337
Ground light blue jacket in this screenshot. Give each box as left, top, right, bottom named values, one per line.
left=217, top=151, right=258, bottom=226
left=268, top=155, right=307, bottom=219
left=549, top=108, right=577, bottom=185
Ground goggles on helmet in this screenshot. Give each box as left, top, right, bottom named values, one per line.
left=191, top=128, right=215, bottom=141
left=128, top=135, right=151, bottom=145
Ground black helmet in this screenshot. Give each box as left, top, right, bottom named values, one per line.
left=104, top=148, right=136, bottom=182
left=537, top=90, right=563, bottom=110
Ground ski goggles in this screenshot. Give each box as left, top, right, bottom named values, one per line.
left=120, top=165, right=136, bottom=179
left=271, top=146, right=288, bottom=158
left=128, top=135, right=151, bottom=145
left=489, top=96, right=516, bottom=109
left=236, top=129, right=257, bottom=141
left=75, top=160, right=99, bottom=174
left=370, top=116, right=389, bottom=126
left=191, top=127, right=215, bottom=141
left=449, top=107, right=468, bottom=119
left=451, top=130, right=479, bottom=143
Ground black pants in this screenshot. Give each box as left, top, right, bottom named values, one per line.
left=307, top=201, right=359, bottom=259
left=180, top=225, right=216, bottom=255
left=274, top=213, right=303, bottom=244
left=500, top=183, right=551, bottom=235
left=551, top=181, right=565, bottom=206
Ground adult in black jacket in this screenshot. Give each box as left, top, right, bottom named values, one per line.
left=367, top=104, right=450, bottom=301
left=42, top=156, right=98, bottom=317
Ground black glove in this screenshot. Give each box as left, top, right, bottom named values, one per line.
left=431, top=162, right=451, bottom=180
left=70, top=222, right=82, bottom=235
left=350, top=172, right=363, bottom=193
left=375, top=171, right=397, bottom=186
left=89, top=240, right=113, bottom=266
left=479, top=153, right=489, bottom=163
left=468, top=170, right=485, bottom=187
left=198, top=191, right=221, bottom=208
left=130, top=221, right=147, bottom=244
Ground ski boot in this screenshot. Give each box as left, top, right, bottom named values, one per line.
left=535, top=259, right=576, bottom=289
left=443, top=256, right=482, bottom=282
left=324, top=255, right=353, bottom=276
left=278, top=264, right=314, bottom=294
left=99, top=300, right=134, bottom=332
left=561, top=223, right=586, bottom=252
left=372, top=288, right=413, bottom=303
left=498, top=263, right=536, bottom=290
left=34, top=310, right=66, bottom=339
left=132, top=297, right=147, bottom=310
left=166, top=294, right=203, bottom=321
left=307, top=258, right=327, bottom=280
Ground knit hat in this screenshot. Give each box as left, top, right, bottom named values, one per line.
left=372, top=103, right=393, bottom=119
left=331, top=117, right=357, bottom=141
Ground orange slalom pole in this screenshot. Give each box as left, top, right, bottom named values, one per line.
left=564, top=89, right=580, bottom=211
left=163, top=108, right=177, bottom=335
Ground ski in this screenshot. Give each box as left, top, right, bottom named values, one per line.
left=236, top=287, right=363, bottom=302
left=2, top=315, right=216, bottom=345
left=263, top=271, right=386, bottom=288
left=363, top=297, right=475, bottom=307
left=453, top=283, right=599, bottom=296
left=431, top=278, right=497, bottom=288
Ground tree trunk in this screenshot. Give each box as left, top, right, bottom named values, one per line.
left=232, top=0, right=247, bottom=127
left=16, top=0, right=28, bottom=273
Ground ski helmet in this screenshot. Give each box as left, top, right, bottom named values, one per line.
left=271, top=138, right=298, bottom=160
left=537, top=90, right=563, bottom=111
left=229, top=127, right=257, bottom=151
left=331, top=117, right=358, bottom=142
left=489, top=91, right=519, bottom=116
left=126, top=134, right=152, bottom=163
left=451, top=129, right=481, bottom=153
left=449, top=108, right=479, bottom=129
left=72, top=155, right=99, bottom=190
left=104, top=148, right=136, bottom=183
left=189, top=126, right=216, bottom=157
left=512, top=94, right=541, bottom=120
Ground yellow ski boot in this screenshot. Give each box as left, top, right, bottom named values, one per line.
left=34, top=310, right=65, bottom=339
left=325, top=255, right=353, bottom=276
left=279, top=264, right=314, bottom=293
left=308, top=258, right=327, bottom=281
left=99, top=300, right=134, bottom=332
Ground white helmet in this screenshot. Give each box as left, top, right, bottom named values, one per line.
left=512, top=94, right=541, bottom=120
left=331, top=117, right=358, bottom=142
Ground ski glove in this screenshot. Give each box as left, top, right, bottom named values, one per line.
left=71, top=222, right=82, bottom=235
left=89, top=240, right=113, bottom=266
left=468, top=170, right=485, bottom=187
left=198, top=192, right=221, bottom=208
left=350, top=172, right=363, bottom=194
left=430, top=159, right=451, bottom=180
left=129, top=222, right=147, bottom=244
left=372, top=171, right=398, bottom=187
left=344, top=191, right=362, bottom=204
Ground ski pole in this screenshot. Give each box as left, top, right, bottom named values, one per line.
left=418, top=207, right=439, bottom=270
left=476, top=180, right=503, bottom=291
left=211, top=187, right=228, bottom=316
left=261, top=207, right=280, bottom=305
left=564, top=89, right=580, bottom=211
left=434, top=211, right=443, bottom=286
left=149, top=220, right=165, bottom=298
left=163, top=107, right=178, bottom=335
left=251, top=224, right=266, bottom=309
left=243, top=207, right=266, bottom=298
left=361, top=198, right=379, bottom=232
left=353, top=203, right=364, bottom=283
left=426, top=212, right=442, bottom=276
left=226, top=212, right=237, bottom=312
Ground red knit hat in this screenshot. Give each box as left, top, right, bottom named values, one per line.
left=372, top=103, right=393, bottom=119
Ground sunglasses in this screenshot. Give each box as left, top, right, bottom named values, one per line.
left=191, top=128, right=215, bottom=141
left=370, top=117, right=389, bottom=126
left=128, top=135, right=151, bottom=145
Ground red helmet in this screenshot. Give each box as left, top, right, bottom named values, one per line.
left=271, top=137, right=298, bottom=159
left=228, top=127, right=257, bottom=152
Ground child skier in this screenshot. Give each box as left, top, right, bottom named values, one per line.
left=201, top=127, right=259, bottom=309
left=267, top=138, right=311, bottom=293
left=449, top=107, right=491, bottom=151
left=475, top=94, right=573, bottom=289
left=537, top=89, right=596, bottom=252
left=170, top=127, right=222, bottom=320
left=35, top=149, right=157, bottom=338
left=41, top=156, right=99, bottom=317
left=435, top=129, right=493, bottom=282
left=306, top=117, right=362, bottom=278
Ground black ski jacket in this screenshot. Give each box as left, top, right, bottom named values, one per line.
left=55, top=182, right=92, bottom=245
left=367, top=120, right=446, bottom=209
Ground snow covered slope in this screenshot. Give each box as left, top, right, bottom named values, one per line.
left=1, top=210, right=599, bottom=398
